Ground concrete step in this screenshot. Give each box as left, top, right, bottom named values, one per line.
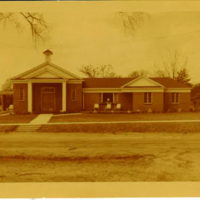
left=15, top=125, right=41, bottom=132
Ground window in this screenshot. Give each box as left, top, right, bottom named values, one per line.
left=113, top=93, right=118, bottom=103
left=99, top=93, right=103, bottom=103
left=71, top=89, right=76, bottom=101
left=144, top=92, right=152, bottom=104
left=19, top=88, right=24, bottom=101
left=103, top=93, right=113, bottom=103
left=41, top=87, right=55, bottom=93
left=171, top=93, right=180, bottom=104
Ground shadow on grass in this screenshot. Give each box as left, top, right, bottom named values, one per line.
left=0, top=154, right=155, bottom=162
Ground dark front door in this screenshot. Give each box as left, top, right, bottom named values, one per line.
left=41, top=87, right=55, bottom=113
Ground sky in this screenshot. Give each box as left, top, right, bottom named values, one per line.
left=1, top=5, right=200, bottom=88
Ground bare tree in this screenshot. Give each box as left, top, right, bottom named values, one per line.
left=0, top=12, right=49, bottom=43
left=79, top=64, right=119, bottom=78
left=2, top=78, right=12, bottom=91
left=117, top=12, right=149, bottom=35
left=154, top=50, right=190, bottom=83
left=128, top=70, right=149, bottom=78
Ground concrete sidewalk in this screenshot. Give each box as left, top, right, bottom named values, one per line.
left=1, top=119, right=200, bottom=126
left=29, top=114, right=53, bottom=125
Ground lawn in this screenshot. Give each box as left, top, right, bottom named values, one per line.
left=0, top=131, right=199, bottom=182
left=0, top=114, right=37, bottom=124
left=50, top=112, right=200, bottom=123
left=40, top=122, right=200, bottom=133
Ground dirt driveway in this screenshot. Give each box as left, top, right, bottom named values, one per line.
left=0, top=132, right=200, bottom=182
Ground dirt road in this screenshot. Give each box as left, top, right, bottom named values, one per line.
left=0, top=132, right=199, bottom=182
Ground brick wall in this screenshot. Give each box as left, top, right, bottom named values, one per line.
left=118, top=93, right=133, bottom=111
left=164, top=92, right=191, bottom=112
left=13, top=83, right=28, bottom=114
left=2, top=95, right=13, bottom=111
left=67, top=84, right=83, bottom=112
left=83, top=93, right=99, bottom=111
left=133, top=92, right=164, bottom=112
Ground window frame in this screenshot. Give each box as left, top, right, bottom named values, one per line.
left=19, top=87, right=25, bottom=101
left=99, top=93, right=103, bottom=103
left=41, top=87, right=55, bottom=94
left=171, top=92, right=180, bottom=104
left=144, top=92, right=153, bottom=104
left=113, top=93, right=118, bottom=104
left=71, top=89, right=77, bottom=101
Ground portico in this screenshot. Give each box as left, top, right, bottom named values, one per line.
left=27, top=80, right=67, bottom=113
left=11, top=50, right=83, bottom=114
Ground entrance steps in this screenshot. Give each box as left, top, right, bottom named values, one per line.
left=15, top=125, right=41, bottom=132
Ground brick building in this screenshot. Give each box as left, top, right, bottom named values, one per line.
left=10, top=50, right=191, bottom=114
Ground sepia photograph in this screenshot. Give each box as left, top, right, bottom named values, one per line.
left=0, top=1, right=200, bottom=186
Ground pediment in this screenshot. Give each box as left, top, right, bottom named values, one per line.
left=12, top=62, right=81, bottom=80
left=122, top=76, right=164, bottom=88
left=33, top=71, right=62, bottom=79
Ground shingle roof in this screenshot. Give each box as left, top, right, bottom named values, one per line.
left=83, top=77, right=191, bottom=88
left=151, top=77, right=191, bottom=88
left=83, top=78, right=134, bottom=88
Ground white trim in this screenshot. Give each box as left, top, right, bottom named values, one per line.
left=19, top=87, right=25, bottom=101
left=26, top=68, right=66, bottom=79
left=12, top=79, right=83, bottom=84
left=165, top=88, right=191, bottom=93
left=144, top=92, right=153, bottom=104
left=62, top=82, right=67, bottom=112
left=122, top=88, right=164, bottom=93
left=121, top=76, right=165, bottom=88
left=71, top=89, right=77, bottom=101
left=113, top=93, right=118, bottom=103
left=83, top=88, right=122, bottom=93
left=83, top=87, right=164, bottom=93
left=41, top=87, right=55, bottom=93
left=98, top=93, right=103, bottom=103
left=12, top=79, right=67, bottom=84
left=68, top=80, right=84, bottom=84
left=49, top=62, right=81, bottom=80
left=27, top=82, right=32, bottom=113
left=11, top=61, right=81, bottom=80
left=11, top=62, right=48, bottom=80
left=171, top=92, right=180, bottom=104
left=0, top=91, right=13, bottom=95
left=83, top=93, right=85, bottom=110
left=12, top=80, right=27, bottom=84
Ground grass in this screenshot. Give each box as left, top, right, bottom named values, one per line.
left=0, top=114, right=37, bottom=123
left=0, top=132, right=200, bottom=182
left=0, top=154, right=153, bottom=162
left=39, top=122, right=200, bottom=133
left=50, top=112, right=200, bottom=123
left=0, top=126, right=17, bottom=132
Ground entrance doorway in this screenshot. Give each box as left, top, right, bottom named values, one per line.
left=41, top=87, right=55, bottom=112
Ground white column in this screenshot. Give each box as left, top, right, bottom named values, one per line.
left=82, top=93, right=85, bottom=110
left=62, top=82, right=67, bottom=112
left=28, top=82, right=32, bottom=113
